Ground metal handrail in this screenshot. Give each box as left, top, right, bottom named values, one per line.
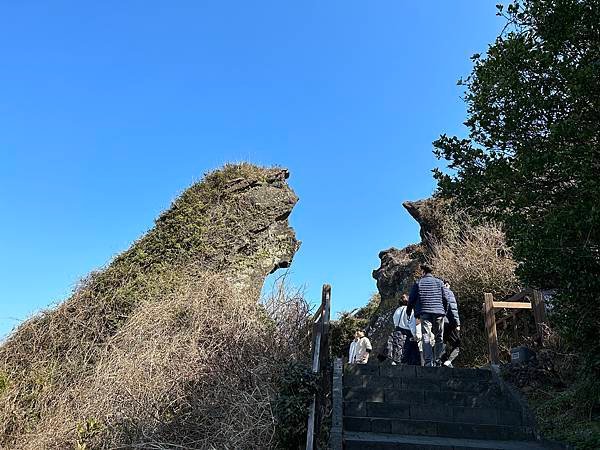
left=305, top=284, right=331, bottom=450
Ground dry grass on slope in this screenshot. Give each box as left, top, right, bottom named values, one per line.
left=430, top=217, right=520, bottom=306
left=0, top=269, right=307, bottom=449
left=428, top=215, right=522, bottom=366
left=0, top=163, right=306, bottom=449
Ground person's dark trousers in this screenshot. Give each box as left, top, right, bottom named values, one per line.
left=400, top=329, right=421, bottom=365
left=420, top=313, right=445, bottom=367
left=441, top=323, right=461, bottom=366
left=390, top=328, right=407, bottom=364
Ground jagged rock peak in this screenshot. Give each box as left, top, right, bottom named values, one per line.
left=402, top=197, right=451, bottom=247
left=372, top=244, right=422, bottom=309
left=184, top=163, right=301, bottom=295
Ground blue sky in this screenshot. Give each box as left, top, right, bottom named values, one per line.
left=0, top=1, right=503, bottom=339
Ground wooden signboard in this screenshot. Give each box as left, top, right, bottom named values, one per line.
left=483, top=290, right=546, bottom=365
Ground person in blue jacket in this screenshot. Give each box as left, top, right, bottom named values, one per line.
left=406, top=264, right=450, bottom=367
left=440, top=280, right=461, bottom=368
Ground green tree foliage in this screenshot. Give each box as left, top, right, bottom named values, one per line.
left=272, top=362, right=318, bottom=449
left=432, top=0, right=600, bottom=372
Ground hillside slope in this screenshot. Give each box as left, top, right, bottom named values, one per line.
left=0, top=163, right=301, bottom=449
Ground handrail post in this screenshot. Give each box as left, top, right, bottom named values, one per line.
left=484, top=293, right=499, bottom=365
left=531, top=289, right=546, bottom=344
left=319, top=285, right=331, bottom=378
left=306, top=284, right=331, bottom=450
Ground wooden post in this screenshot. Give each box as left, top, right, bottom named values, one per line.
left=531, top=289, right=546, bottom=344
left=320, top=285, right=331, bottom=368
left=316, top=285, right=331, bottom=445
left=484, top=293, right=500, bottom=365
left=306, top=284, right=332, bottom=450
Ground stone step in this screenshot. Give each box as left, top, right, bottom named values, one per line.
left=345, top=364, right=492, bottom=382
left=345, top=374, right=499, bottom=394
left=344, top=402, right=524, bottom=426
left=344, top=384, right=501, bottom=404
left=344, top=432, right=552, bottom=450
left=345, top=388, right=516, bottom=410
left=343, top=416, right=534, bottom=440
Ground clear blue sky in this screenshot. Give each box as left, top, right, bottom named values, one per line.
left=0, top=1, right=503, bottom=339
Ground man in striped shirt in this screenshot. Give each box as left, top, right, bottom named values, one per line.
left=407, top=264, right=449, bottom=367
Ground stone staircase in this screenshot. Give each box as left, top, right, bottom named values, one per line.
left=341, top=362, right=554, bottom=450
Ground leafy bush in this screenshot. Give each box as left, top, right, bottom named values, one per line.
left=432, top=0, right=600, bottom=373
left=502, top=328, right=600, bottom=449
left=330, top=313, right=369, bottom=359
left=431, top=0, right=600, bottom=442
left=533, top=378, right=600, bottom=450
left=356, top=293, right=381, bottom=320
left=272, top=362, right=318, bottom=449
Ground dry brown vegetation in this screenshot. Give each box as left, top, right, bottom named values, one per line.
left=429, top=215, right=520, bottom=304
left=0, top=163, right=309, bottom=449
left=428, top=214, right=522, bottom=366
left=261, top=275, right=312, bottom=360
left=0, top=269, right=310, bottom=449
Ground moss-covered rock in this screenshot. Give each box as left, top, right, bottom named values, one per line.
left=0, top=163, right=300, bottom=449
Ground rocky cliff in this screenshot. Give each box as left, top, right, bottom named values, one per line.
left=0, top=163, right=301, bottom=449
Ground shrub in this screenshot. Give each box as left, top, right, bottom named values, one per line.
left=330, top=313, right=369, bottom=359
left=0, top=164, right=306, bottom=449
left=356, top=293, right=380, bottom=320
left=261, top=275, right=312, bottom=362
left=0, top=270, right=312, bottom=449
left=271, top=362, right=318, bottom=449
left=428, top=214, right=521, bottom=366
left=0, top=371, right=7, bottom=396
left=502, top=328, right=600, bottom=449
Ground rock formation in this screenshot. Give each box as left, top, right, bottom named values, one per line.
left=372, top=198, right=449, bottom=308
left=0, top=163, right=301, bottom=449
left=372, top=244, right=423, bottom=311
left=369, top=197, right=449, bottom=352
left=196, top=167, right=300, bottom=296
left=402, top=197, right=452, bottom=247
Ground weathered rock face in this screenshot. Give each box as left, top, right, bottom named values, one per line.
left=372, top=244, right=423, bottom=311
left=216, top=169, right=300, bottom=295
left=109, top=164, right=300, bottom=298
left=403, top=198, right=451, bottom=248
left=402, top=197, right=449, bottom=247
left=0, top=164, right=301, bottom=448
left=372, top=197, right=449, bottom=304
